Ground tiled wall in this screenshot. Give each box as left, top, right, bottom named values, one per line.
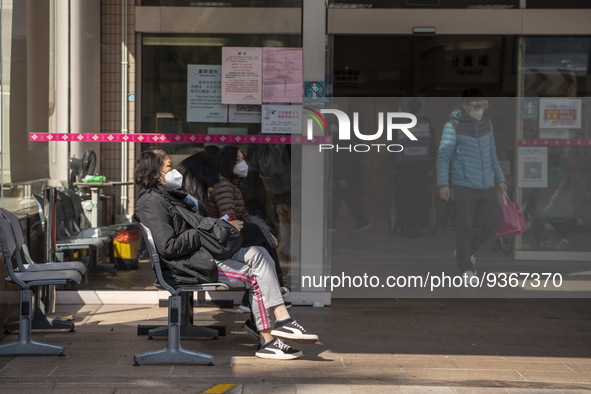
left=100, top=0, right=137, bottom=219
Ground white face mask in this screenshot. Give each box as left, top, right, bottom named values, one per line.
left=163, top=169, right=183, bottom=189
left=233, top=161, right=249, bottom=178
left=469, top=109, right=484, bottom=121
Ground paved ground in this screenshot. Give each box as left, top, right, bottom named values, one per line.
left=0, top=298, right=590, bottom=393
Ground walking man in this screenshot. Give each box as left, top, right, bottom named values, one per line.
left=437, top=89, right=507, bottom=277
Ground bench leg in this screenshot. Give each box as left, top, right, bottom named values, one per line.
left=0, top=290, right=65, bottom=356
left=137, top=292, right=224, bottom=338
left=5, top=288, right=75, bottom=333
left=134, top=295, right=213, bottom=365
left=146, top=325, right=220, bottom=338
left=5, top=309, right=75, bottom=332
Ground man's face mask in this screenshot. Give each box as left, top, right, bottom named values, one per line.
left=469, top=109, right=485, bottom=121
left=464, top=100, right=488, bottom=121
left=163, top=169, right=183, bottom=189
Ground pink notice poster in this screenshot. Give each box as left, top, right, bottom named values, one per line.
left=221, top=47, right=262, bottom=105
left=262, top=47, right=303, bottom=103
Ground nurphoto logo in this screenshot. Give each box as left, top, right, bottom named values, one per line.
left=305, top=108, right=418, bottom=153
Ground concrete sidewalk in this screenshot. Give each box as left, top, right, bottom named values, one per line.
left=0, top=298, right=590, bottom=393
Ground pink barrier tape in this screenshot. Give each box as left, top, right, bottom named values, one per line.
left=517, top=139, right=591, bottom=146
left=29, top=132, right=332, bottom=145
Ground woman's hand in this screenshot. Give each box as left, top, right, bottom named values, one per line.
left=270, top=233, right=279, bottom=248
left=229, top=220, right=244, bottom=231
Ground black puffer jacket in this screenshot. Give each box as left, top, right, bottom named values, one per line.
left=135, top=185, right=218, bottom=285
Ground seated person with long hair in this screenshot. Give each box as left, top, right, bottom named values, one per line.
left=177, top=150, right=290, bottom=340
left=134, top=148, right=317, bottom=360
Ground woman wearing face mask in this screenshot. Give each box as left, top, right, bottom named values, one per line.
left=207, top=146, right=289, bottom=336
left=207, top=146, right=251, bottom=221
left=134, top=149, right=317, bottom=359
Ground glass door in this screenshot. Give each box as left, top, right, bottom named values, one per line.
left=516, top=36, right=591, bottom=260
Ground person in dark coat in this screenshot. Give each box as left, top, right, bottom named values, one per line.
left=134, top=148, right=317, bottom=360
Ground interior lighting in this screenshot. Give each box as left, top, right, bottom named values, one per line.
left=413, top=26, right=436, bottom=34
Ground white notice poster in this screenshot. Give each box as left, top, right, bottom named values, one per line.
left=221, top=47, right=262, bottom=104
left=262, top=47, right=303, bottom=103
left=229, top=104, right=262, bottom=124
left=187, top=65, right=227, bottom=123
left=517, top=147, right=548, bottom=188
left=261, top=105, right=302, bottom=134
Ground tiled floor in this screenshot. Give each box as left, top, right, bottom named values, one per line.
left=0, top=298, right=590, bottom=393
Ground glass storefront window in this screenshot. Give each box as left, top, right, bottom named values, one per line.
left=140, top=0, right=302, bottom=7
left=141, top=33, right=304, bottom=291
left=0, top=0, right=50, bottom=211
left=328, top=0, right=518, bottom=9
left=142, top=34, right=302, bottom=143
left=527, top=0, right=591, bottom=8
left=517, top=36, right=591, bottom=253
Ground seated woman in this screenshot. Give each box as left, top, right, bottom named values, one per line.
left=178, top=150, right=289, bottom=339
left=176, top=151, right=219, bottom=217
left=179, top=150, right=283, bottom=269
left=207, top=146, right=250, bottom=221
left=134, top=148, right=318, bottom=360
left=207, top=146, right=283, bottom=270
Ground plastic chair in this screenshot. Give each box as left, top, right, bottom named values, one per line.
left=133, top=222, right=229, bottom=366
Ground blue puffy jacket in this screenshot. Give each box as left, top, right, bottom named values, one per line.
left=437, top=109, right=505, bottom=190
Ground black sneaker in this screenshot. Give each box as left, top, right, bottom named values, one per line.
left=255, top=338, right=302, bottom=360
left=270, top=319, right=319, bottom=344
left=241, top=318, right=260, bottom=341
left=238, top=304, right=251, bottom=313
left=280, top=286, right=290, bottom=298
left=352, top=222, right=371, bottom=233
left=240, top=302, right=290, bottom=313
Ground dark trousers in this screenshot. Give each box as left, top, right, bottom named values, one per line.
left=395, top=166, right=430, bottom=235
left=454, top=186, right=500, bottom=272
left=332, top=182, right=369, bottom=228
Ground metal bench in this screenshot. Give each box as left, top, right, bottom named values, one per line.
left=0, top=214, right=82, bottom=356
left=0, top=208, right=86, bottom=332
left=133, top=222, right=230, bottom=366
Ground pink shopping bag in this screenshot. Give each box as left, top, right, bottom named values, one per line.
left=496, top=192, right=527, bottom=238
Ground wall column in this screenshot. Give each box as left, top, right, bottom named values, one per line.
left=299, top=0, right=330, bottom=304
left=49, top=0, right=101, bottom=184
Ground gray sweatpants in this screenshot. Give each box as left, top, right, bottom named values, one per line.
left=216, top=246, right=284, bottom=331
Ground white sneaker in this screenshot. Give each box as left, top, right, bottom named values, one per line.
left=270, top=319, right=319, bottom=344
left=462, top=270, right=476, bottom=278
